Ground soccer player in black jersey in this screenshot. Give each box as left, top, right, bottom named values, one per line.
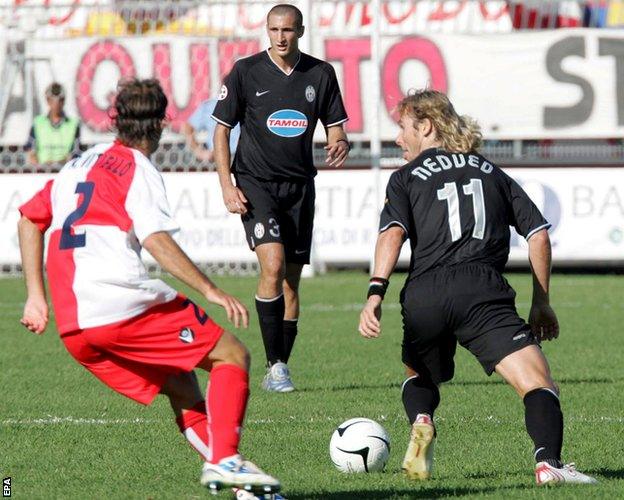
left=358, top=90, right=596, bottom=486
left=213, top=4, right=349, bottom=392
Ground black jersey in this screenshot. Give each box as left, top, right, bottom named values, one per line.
left=212, top=50, right=348, bottom=181
left=380, top=148, right=550, bottom=280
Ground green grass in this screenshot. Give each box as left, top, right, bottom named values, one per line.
left=1, top=272, right=623, bottom=499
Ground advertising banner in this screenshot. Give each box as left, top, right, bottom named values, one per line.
left=2, top=23, right=624, bottom=144
left=2, top=168, right=623, bottom=267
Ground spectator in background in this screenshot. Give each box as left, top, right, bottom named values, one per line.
left=26, top=83, right=81, bottom=165
left=183, top=98, right=240, bottom=164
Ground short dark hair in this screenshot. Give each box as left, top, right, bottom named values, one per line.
left=267, top=4, right=303, bottom=29
left=45, top=82, right=65, bottom=99
left=112, top=78, right=168, bottom=146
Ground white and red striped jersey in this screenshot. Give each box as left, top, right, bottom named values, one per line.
left=20, top=141, right=179, bottom=333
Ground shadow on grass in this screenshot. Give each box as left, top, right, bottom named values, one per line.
left=591, top=467, right=624, bottom=480
left=448, top=376, right=620, bottom=387
left=299, top=376, right=621, bottom=393
left=297, top=382, right=399, bottom=393
left=287, top=483, right=531, bottom=499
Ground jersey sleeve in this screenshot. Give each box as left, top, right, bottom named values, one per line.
left=379, top=171, right=410, bottom=237
left=502, top=171, right=551, bottom=240
left=125, top=158, right=179, bottom=244
left=212, top=64, right=243, bottom=128
left=320, top=64, right=348, bottom=127
left=19, top=179, right=54, bottom=232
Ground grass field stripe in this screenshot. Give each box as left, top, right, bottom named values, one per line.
left=4, top=415, right=624, bottom=426
left=1, top=417, right=157, bottom=425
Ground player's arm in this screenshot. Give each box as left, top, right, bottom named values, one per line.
left=143, top=231, right=248, bottom=328
left=214, top=123, right=247, bottom=215
left=324, top=125, right=349, bottom=168
left=17, top=216, right=49, bottom=334
left=503, top=171, right=557, bottom=342
left=527, top=228, right=558, bottom=342
left=358, top=226, right=405, bottom=339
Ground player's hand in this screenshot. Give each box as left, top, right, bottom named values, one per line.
left=324, top=140, right=349, bottom=168
left=222, top=184, right=248, bottom=215
left=21, top=296, right=48, bottom=335
left=529, top=302, right=559, bottom=342
left=358, top=295, right=382, bottom=339
left=204, top=288, right=249, bottom=329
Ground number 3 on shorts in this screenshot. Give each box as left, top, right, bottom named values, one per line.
left=59, top=181, right=95, bottom=250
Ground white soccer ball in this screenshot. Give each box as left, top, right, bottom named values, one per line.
left=329, top=418, right=390, bottom=473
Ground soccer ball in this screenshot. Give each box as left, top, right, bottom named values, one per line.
left=329, top=418, right=390, bottom=473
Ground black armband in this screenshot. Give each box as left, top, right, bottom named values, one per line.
left=367, top=276, right=389, bottom=299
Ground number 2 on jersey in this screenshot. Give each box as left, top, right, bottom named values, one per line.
left=437, top=179, right=485, bottom=242
left=59, top=181, right=95, bottom=250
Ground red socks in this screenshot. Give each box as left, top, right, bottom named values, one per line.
left=175, top=364, right=249, bottom=463
left=207, top=363, right=250, bottom=463
left=176, top=400, right=211, bottom=461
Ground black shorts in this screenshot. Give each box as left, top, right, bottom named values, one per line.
left=400, top=263, right=537, bottom=385
left=235, top=173, right=315, bottom=264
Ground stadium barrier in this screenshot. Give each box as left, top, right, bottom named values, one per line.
left=3, top=168, right=624, bottom=273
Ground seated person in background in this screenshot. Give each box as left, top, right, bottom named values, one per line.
left=183, top=98, right=240, bottom=164
left=26, top=82, right=80, bottom=165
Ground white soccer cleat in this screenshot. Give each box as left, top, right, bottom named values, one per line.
left=535, top=461, right=598, bottom=485
left=402, top=417, right=435, bottom=480
left=200, top=454, right=281, bottom=495
left=261, top=362, right=295, bottom=393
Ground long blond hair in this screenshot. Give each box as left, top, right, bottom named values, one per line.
left=397, top=90, right=482, bottom=153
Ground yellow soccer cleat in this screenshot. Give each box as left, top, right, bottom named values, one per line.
left=402, top=417, right=435, bottom=480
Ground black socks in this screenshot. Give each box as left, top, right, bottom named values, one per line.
left=255, top=294, right=285, bottom=365
left=524, top=387, right=563, bottom=467
left=283, top=319, right=298, bottom=363
left=402, top=375, right=440, bottom=424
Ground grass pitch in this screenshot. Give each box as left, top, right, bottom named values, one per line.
left=1, top=271, right=623, bottom=499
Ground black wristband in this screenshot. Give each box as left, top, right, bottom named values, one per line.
left=367, top=276, right=389, bottom=299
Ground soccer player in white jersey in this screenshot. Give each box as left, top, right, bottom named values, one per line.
left=18, top=78, right=280, bottom=496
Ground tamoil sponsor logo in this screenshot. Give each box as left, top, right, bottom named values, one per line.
left=266, top=109, right=308, bottom=137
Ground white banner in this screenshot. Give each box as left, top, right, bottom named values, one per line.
left=2, top=28, right=624, bottom=145
left=2, top=168, right=624, bottom=267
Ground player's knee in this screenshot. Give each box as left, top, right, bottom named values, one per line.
left=259, top=256, right=286, bottom=282
left=514, top=375, right=557, bottom=398
left=222, top=335, right=250, bottom=371
left=283, top=281, right=299, bottom=301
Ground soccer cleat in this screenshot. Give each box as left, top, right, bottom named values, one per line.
left=261, top=362, right=295, bottom=393
left=535, top=461, right=598, bottom=485
left=200, top=454, right=281, bottom=495
left=234, top=488, right=287, bottom=499
left=402, top=416, right=435, bottom=480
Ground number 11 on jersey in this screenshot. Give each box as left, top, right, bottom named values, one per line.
left=437, top=178, right=486, bottom=242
